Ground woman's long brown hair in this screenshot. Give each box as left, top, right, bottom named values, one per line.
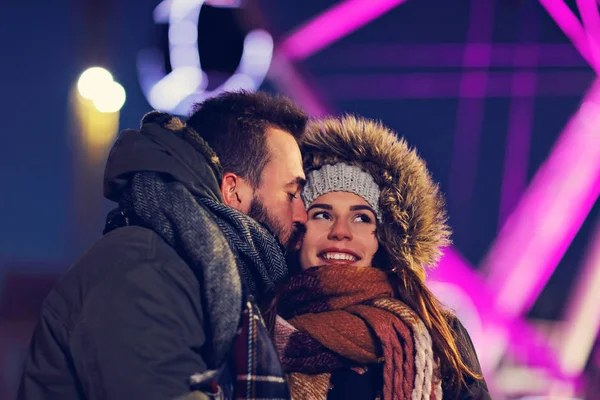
left=389, top=263, right=483, bottom=398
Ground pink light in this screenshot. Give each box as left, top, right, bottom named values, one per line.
left=577, top=0, right=600, bottom=71
left=431, top=249, right=496, bottom=325
left=279, top=0, right=408, bottom=61
left=430, top=248, right=562, bottom=375
left=538, top=0, right=600, bottom=74
left=268, top=51, right=330, bottom=116
left=483, top=79, right=600, bottom=318
left=557, top=215, right=600, bottom=377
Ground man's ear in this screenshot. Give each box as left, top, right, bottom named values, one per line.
left=220, top=173, right=253, bottom=213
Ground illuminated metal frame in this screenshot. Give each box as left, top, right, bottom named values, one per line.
left=137, top=0, right=273, bottom=115
left=270, top=0, right=600, bottom=395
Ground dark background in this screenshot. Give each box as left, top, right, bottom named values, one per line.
left=1, top=0, right=598, bottom=398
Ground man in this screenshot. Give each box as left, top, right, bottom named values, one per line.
left=18, top=91, right=308, bottom=400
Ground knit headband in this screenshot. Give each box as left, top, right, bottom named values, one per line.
left=301, top=163, right=381, bottom=221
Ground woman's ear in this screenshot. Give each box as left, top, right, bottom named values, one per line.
left=220, top=173, right=253, bottom=213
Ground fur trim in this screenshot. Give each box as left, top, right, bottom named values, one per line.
left=301, top=115, right=451, bottom=280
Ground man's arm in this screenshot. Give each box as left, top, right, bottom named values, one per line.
left=70, top=259, right=208, bottom=400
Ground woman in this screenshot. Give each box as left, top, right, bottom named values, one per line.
left=270, top=115, right=490, bottom=399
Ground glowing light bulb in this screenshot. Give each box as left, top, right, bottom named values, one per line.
left=92, top=81, right=126, bottom=113
left=77, top=67, right=126, bottom=113
left=77, top=67, right=114, bottom=100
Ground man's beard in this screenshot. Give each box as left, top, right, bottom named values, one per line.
left=247, top=195, right=305, bottom=252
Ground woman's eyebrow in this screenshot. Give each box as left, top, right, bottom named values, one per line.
left=350, top=205, right=376, bottom=215
left=307, top=203, right=333, bottom=212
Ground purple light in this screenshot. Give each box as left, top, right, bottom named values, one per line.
left=449, top=0, right=495, bottom=224
left=577, top=0, right=600, bottom=71
left=538, top=0, right=600, bottom=74
left=279, top=0, right=408, bottom=61
left=499, top=6, right=539, bottom=226
left=499, top=94, right=536, bottom=225
left=312, top=43, right=587, bottom=68
left=314, top=71, right=594, bottom=99
left=483, top=79, right=600, bottom=318
left=499, top=2, right=539, bottom=226
left=449, top=97, right=486, bottom=209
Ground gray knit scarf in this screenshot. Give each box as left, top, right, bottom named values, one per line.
left=104, top=171, right=288, bottom=367
left=196, top=197, right=289, bottom=297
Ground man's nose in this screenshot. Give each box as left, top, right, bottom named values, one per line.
left=292, top=198, right=308, bottom=225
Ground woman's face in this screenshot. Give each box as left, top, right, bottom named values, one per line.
left=299, top=191, right=379, bottom=270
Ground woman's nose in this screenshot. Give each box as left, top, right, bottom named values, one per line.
left=328, top=219, right=352, bottom=241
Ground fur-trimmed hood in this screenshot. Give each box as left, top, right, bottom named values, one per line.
left=301, top=115, right=451, bottom=280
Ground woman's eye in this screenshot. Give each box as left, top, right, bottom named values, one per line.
left=353, top=214, right=373, bottom=223
left=288, top=193, right=298, bottom=200
left=312, top=211, right=331, bottom=220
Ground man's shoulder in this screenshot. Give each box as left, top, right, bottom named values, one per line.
left=45, top=226, right=196, bottom=326
left=76, top=225, right=184, bottom=275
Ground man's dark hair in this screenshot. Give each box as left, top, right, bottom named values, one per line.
left=186, top=90, right=308, bottom=187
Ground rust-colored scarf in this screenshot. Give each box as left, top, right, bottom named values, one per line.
left=275, top=265, right=442, bottom=400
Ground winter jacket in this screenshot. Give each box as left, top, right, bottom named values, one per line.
left=17, top=113, right=286, bottom=400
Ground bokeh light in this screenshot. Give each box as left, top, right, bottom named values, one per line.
left=76, top=67, right=126, bottom=113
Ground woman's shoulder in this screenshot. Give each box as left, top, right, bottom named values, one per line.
left=444, top=314, right=481, bottom=370
left=445, top=312, right=467, bottom=331
left=444, top=314, right=492, bottom=399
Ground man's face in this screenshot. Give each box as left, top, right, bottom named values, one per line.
left=248, top=127, right=307, bottom=248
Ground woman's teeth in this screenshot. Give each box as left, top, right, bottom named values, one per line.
left=321, top=252, right=358, bottom=261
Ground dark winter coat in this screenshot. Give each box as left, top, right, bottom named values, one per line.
left=17, top=113, right=288, bottom=400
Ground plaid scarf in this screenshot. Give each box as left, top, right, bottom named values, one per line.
left=105, top=171, right=290, bottom=399
left=275, top=266, right=442, bottom=400
left=189, top=299, right=290, bottom=400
